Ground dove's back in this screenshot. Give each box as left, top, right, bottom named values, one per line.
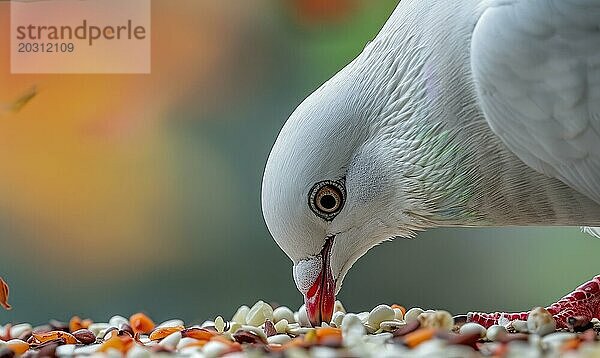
left=356, top=0, right=600, bottom=227
left=471, top=0, right=600, bottom=207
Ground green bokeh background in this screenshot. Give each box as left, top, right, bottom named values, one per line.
left=1, top=0, right=598, bottom=326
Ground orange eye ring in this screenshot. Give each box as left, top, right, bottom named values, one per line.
left=308, top=180, right=345, bottom=220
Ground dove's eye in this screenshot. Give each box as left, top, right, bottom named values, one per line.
left=308, top=180, right=345, bottom=220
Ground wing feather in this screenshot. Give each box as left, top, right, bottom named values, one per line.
left=471, top=0, right=600, bottom=204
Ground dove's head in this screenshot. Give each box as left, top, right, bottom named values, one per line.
left=262, top=62, right=421, bottom=326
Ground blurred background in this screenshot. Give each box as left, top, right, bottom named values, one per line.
left=1, top=0, right=599, bottom=325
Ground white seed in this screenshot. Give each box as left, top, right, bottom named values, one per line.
left=404, top=308, right=425, bottom=323
left=157, top=319, right=185, bottom=328
left=511, top=319, right=529, bottom=333
left=126, top=345, right=151, bottom=358
left=88, top=323, right=110, bottom=337
left=177, top=337, right=201, bottom=350
left=239, top=325, right=267, bottom=340
left=179, top=346, right=204, bottom=356
left=227, top=322, right=242, bottom=334
left=341, top=313, right=366, bottom=345
left=201, top=320, right=215, bottom=328
left=418, top=310, right=454, bottom=331
left=246, top=301, right=273, bottom=327
left=103, top=330, right=118, bottom=340
left=287, top=327, right=315, bottom=336
left=541, top=332, right=577, bottom=350
left=158, top=331, right=181, bottom=349
left=364, top=323, right=378, bottom=334
left=296, top=304, right=311, bottom=327
left=221, top=331, right=234, bottom=342
left=334, top=301, right=346, bottom=314
left=274, top=319, right=288, bottom=334
left=357, top=312, right=369, bottom=324
left=365, top=332, right=393, bottom=345
left=214, top=316, right=225, bottom=333
left=10, top=323, right=32, bottom=338
left=379, top=320, right=406, bottom=332
left=105, top=348, right=123, bottom=358
left=231, top=305, right=250, bottom=324
left=367, top=305, right=395, bottom=329
left=267, top=334, right=292, bottom=345
left=108, top=315, right=128, bottom=328
left=527, top=307, right=556, bottom=336
left=74, top=344, right=101, bottom=355
left=486, top=325, right=508, bottom=341
left=202, top=341, right=229, bottom=358
left=393, top=308, right=404, bottom=321
left=273, top=306, right=295, bottom=323
left=459, top=322, right=487, bottom=338
left=330, top=311, right=345, bottom=328
left=311, top=347, right=339, bottom=357
left=286, top=323, right=300, bottom=329
left=56, top=344, right=76, bottom=356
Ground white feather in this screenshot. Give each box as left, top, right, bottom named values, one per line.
left=582, top=227, right=600, bottom=239
left=471, top=0, right=600, bottom=205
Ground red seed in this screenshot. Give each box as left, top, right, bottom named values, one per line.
left=148, top=326, right=184, bottom=341
left=0, top=277, right=11, bottom=310
left=181, top=328, right=216, bottom=341
left=129, top=313, right=155, bottom=334
left=33, top=331, right=77, bottom=345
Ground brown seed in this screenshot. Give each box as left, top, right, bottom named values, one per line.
left=0, top=347, right=14, bottom=358
left=72, top=329, right=96, bottom=344
left=263, top=320, right=277, bottom=337
left=101, top=327, right=119, bottom=340
left=119, top=323, right=134, bottom=336
left=567, top=316, right=593, bottom=332
left=0, top=323, right=11, bottom=341
left=499, top=333, right=529, bottom=343
left=392, top=320, right=420, bottom=337
left=232, top=330, right=267, bottom=345
left=447, top=332, right=480, bottom=348
left=37, top=340, right=62, bottom=358
left=20, top=351, right=38, bottom=358
left=117, top=330, right=133, bottom=338
left=18, top=330, right=33, bottom=342
left=580, top=329, right=597, bottom=342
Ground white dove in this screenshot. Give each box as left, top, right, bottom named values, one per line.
left=261, top=0, right=600, bottom=328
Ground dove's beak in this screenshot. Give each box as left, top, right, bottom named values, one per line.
left=304, top=237, right=335, bottom=327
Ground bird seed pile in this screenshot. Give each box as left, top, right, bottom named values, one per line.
left=1, top=301, right=600, bottom=358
